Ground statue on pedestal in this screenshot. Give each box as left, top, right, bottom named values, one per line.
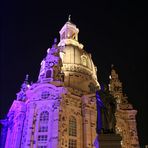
left=96, top=90, right=116, bottom=134
left=94, top=90, right=116, bottom=148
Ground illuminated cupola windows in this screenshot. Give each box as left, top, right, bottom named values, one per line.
left=58, top=16, right=83, bottom=49
left=60, top=15, right=79, bottom=41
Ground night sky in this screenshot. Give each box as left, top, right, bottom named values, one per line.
left=0, top=0, right=147, bottom=146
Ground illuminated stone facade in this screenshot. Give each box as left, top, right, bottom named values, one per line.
left=0, top=19, right=139, bottom=148
left=109, top=67, right=140, bottom=148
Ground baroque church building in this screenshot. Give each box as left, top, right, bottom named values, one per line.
left=0, top=18, right=139, bottom=148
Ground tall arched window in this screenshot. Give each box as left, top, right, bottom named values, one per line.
left=69, top=139, right=77, bottom=148
left=69, top=116, right=77, bottom=148
left=38, top=111, right=49, bottom=132
left=69, top=116, right=77, bottom=136
left=37, top=111, right=49, bottom=147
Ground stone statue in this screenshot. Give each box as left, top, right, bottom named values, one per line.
left=96, top=91, right=105, bottom=134
left=96, top=90, right=116, bottom=134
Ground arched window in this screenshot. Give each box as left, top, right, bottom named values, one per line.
left=41, top=91, right=50, bottom=100
left=40, top=111, right=49, bottom=123
left=46, top=69, right=52, bottom=78
left=69, top=116, right=77, bottom=148
left=37, top=111, right=49, bottom=148
left=81, top=55, right=87, bottom=66
left=69, top=116, right=77, bottom=137
left=88, top=82, right=96, bottom=93
left=38, top=111, right=49, bottom=132
left=69, top=139, right=77, bottom=148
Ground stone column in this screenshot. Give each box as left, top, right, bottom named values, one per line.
left=24, top=102, right=36, bottom=147
left=13, top=113, right=26, bottom=148
left=90, top=110, right=97, bottom=148
left=51, top=101, right=60, bottom=148
left=82, top=107, right=92, bottom=148
left=5, top=112, right=14, bottom=148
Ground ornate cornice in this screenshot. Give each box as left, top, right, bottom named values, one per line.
left=58, top=39, right=83, bottom=49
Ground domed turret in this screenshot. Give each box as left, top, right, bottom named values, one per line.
left=38, top=39, right=64, bottom=83
left=58, top=18, right=100, bottom=93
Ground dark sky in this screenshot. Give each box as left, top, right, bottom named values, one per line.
left=0, top=0, right=147, bottom=146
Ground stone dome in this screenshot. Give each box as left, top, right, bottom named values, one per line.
left=58, top=20, right=100, bottom=93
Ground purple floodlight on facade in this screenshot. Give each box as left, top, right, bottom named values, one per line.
left=0, top=38, right=67, bottom=148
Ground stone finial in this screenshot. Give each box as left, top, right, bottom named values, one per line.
left=54, top=38, right=57, bottom=44
left=68, top=14, right=71, bottom=22
left=17, top=74, right=30, bottom=101
left=25, top=74, right=29, bottom=82
left=111, top=64, right=114, bottom=69
left=21, top=74, right=30, bottom=91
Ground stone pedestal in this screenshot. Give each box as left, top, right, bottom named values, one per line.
left=98, top=134, right=122, bottom=148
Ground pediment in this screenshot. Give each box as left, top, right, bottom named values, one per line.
left=26, top=83, right=66, bottom=101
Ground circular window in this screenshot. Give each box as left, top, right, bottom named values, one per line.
left=41, top=91, right=50, bottom=99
